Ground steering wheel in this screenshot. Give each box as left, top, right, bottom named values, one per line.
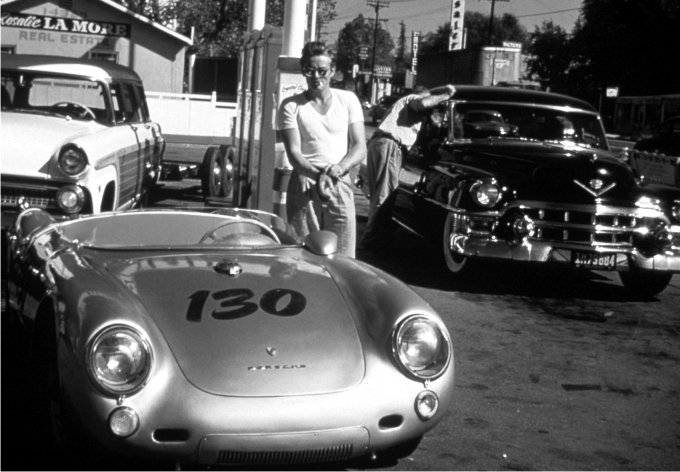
left=198, top=220, right=281, bottom=245
left=49, top=101, right=96, bottom=121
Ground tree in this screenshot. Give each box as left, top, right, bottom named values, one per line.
left=114, top=0, right=338, bottom=58
left=419, top=11, right=528, bottom=54
left=527, top=0, right=679, bottom=107
left=335, top=14, right=394, bottom=75
left=524, top=21, right=573, bottom=93
left=315, top=0, right=338, bottom=39
left=570, top=0, right=679, bottom=97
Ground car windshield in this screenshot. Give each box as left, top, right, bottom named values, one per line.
left=1, top=71, right=110, bottom=124
left=57, top=209, right=302, bottom=249
left=451, top=102, right=608, bottom=149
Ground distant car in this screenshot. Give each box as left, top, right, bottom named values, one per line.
left=370, top=94, right=404, bottom=125
left=1, top=54, right=165, bottom=229
left=5, top=207, right=454, bottom=468
left=461, top=109, right=519, bottom=138
left=634, top=116, right=680, bottom=157
left=361, top=86, right=680, bottom=298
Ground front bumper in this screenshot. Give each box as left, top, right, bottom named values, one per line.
left=448, top=201, right=680, bottom=272
left=62, top=341, right=454, bottom=467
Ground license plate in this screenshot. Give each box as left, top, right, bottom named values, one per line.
left=571, top=251, right=617, bottom=270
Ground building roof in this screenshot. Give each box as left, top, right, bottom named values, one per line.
left=2, top=54, right=144, bottom=81
left=0, top=0, right=192, bottom=45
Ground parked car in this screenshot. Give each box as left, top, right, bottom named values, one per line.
left=4, top=207, right=454, bottom=469
left=370, top=94, right=404, bottom=125
left=460, top=109, right=519, bottom=138
left=0, top=54, right=165, bottom=229
left=634, top=116, right=680, bottom=157
left=361, top=86, right=680, bottom=297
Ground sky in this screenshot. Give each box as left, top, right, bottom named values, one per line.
left=321, top=0, right=583, bottom=46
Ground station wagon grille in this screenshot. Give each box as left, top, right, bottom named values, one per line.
left=0, top=186, right=57, bottom=209
left=215, top=445, right=353, bottom=465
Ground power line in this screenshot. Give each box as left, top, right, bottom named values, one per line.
left=515, top=7, right=581, bottom=18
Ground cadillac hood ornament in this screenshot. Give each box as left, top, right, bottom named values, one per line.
left=573, top=179, right=616, bottom=197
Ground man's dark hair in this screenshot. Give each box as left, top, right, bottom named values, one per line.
left=300, top=41, right=336, bottom=68
left=414, top=85, right=429, bottom=95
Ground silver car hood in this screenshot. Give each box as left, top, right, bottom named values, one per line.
left=106, top=253, right=365, bottom=397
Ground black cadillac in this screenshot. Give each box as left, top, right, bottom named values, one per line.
left=363, top=86, right=680, bottom=298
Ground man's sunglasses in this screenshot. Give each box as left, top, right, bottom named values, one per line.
left=302, top=68, right=331, bottom=78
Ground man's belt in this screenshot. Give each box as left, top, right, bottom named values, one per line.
left=370, top=130, right=408, bottom=154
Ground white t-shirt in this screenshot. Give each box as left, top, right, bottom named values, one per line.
left=277, top=89, right=364, bottom=170
left=378, top=94, right=423, bottom=148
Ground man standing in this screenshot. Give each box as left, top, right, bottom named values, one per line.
left=360, top=84, right=456, bottom=250
left=277, top=41, right=366, bottom=257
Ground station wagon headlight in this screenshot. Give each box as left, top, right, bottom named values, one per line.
left=87, top=325, right=152, bottom=396
left=58, top=146, right=88, bottom=175
left=56, top=185, right=85, bottom=214
left=393, top=315, right=452, bottom=380
left=470, top=181, right=502, bottom=208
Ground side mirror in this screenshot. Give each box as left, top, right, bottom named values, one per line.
left=304, top=230, right=338, bottom=256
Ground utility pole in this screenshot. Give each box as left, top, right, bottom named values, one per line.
left=367, top=0, right=389, bottom=103
left=486, top=0, right=509, bottom=45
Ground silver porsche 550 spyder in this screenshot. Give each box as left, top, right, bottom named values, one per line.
left=4, top=207, right=454, bottom=469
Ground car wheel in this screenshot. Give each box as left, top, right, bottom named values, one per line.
left=30, top=312, right=72, bottom=468
left=442, top=212, right=477, bottom=275
left=219, top=145, right=235, bottom=198
left=201, top=146, right=224, bottom=198
left=618, top=271, right=673, bottom=298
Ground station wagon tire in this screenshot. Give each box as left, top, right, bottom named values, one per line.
left=219, top=145, right=235, bottom=197
left=618, top=271, right=673, bottom=298
left=442, top=212, right=477, bottom=275
left=201, top=146, right=224, bottom=198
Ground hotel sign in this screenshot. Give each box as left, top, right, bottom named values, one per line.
left=1, top=12, right=131, bottom=37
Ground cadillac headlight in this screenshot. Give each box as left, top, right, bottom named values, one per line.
left=393, top=315, right=452, bottom=380
left=58, top=146, right=88, bottom=175
left=87, top=325, right=152, bottom=396
left=470, top=181, right=502, bottom=208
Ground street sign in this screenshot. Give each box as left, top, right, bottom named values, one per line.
left=373, top=65, right=392, bottom=78
left=606, top=87, right=619, bottom=98
left=359, top=47, right=369, bottom=60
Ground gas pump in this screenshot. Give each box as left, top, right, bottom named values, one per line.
left=232, top=32, right=256, bottom=207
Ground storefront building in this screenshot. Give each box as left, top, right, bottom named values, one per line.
left=1, top=0, right=192, bottom=93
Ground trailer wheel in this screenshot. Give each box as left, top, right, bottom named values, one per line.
left=219, top=145, right=235, bottom=198
left=201, top=147, right=224, bottom=198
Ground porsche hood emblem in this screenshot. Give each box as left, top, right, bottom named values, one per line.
left=573, top=179, right=616, bottom=197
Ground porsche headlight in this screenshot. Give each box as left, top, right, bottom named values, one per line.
left=87, top=325, right=152, bottom=396
left=470, top=181, right=502, bottom=208
left=58, top=147, right=88, bottom=176
left=393, top=315, right=452, bottom=380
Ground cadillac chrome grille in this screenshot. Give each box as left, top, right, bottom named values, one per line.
left=216, top=444, right=353, bottom=465
left=523, top=207, right=642, bottom=247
